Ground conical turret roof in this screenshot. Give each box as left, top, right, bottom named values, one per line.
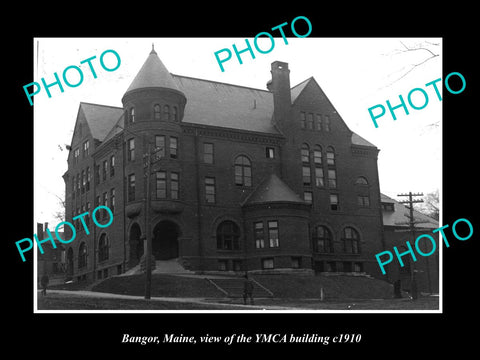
left=242, top=173, right=306, bottom=206
left=124, top=46, right=182, bottom=95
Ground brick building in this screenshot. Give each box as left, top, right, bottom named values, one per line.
left=62, top=47, right=385, bottom=282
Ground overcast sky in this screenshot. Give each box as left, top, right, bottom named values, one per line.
left=33, top=37, right=442, bottom=228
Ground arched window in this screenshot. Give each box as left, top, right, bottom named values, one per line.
left=342, top=227, right=360, bottom=254
left=129, top=107, right=135, bottom=123
left=301, top=143, right=310, bottom=163
left=355, top=176, right=368, bottom=185
left=98, top=234, right=109, bottom=262
left=326, top=146, right=335, bottom=166
left=163, top=105, right=170, bottom=121
left=314, top=225, right=333, bottom=253
left=355, top=177, right=370, bottom=207
left=154, top=104, right=161, bottom=120
left=216, top=220, right=240, bottom=250
left=172, top=106, right=178, bottom=121
left=78, top=242, right=87, bottom=269
left=234, top=155, right=252, bottom=186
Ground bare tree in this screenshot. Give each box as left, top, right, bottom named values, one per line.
left=418, top=189, right=439, bottom=221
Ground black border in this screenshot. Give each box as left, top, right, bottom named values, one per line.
left=8, top=7, right=478, bottom=355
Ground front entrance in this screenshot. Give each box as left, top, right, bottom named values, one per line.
left=152, top=220, right=180, bottom=260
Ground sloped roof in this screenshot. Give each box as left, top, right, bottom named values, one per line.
left=124, top=48, right=181, bottom=95
left=172, top=75, right=278, bottom=134
left=242, top=173, right=305, bottom=206
left=79, top=102, right=124, bottom=142
left=351, top=133, right=376, bottom=147
left=381, top=193, right=438, bottom=229
left=290, top=77, right=312, bottom=103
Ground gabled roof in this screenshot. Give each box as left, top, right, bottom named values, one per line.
left=172, top=75, right=278, bottom=134
left=79, top=102, right=124, bottom=142
left=242, top=173, right=305, bottom=206
left=124, top=48, right=181, bottom=95
left=290, top=77, right=312, bottom=104
left=381, top=193, right=438, bottom=229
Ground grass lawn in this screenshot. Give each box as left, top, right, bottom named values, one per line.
left=41, top=273, right=439, bottom=311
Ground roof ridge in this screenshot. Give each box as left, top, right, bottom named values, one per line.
left=172, top=73, right=272, bottom=93
left=80, top=101, right=123, bottom=110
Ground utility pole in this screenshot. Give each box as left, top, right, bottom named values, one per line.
left=397, top=192, right=423, bottom=300
left=143, top=142, right=152, bottom=300
left=143, top=140, right=164, bottom=300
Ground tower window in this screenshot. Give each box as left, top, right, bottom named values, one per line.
left=163, top=105, right=170, bottom=121
left=129, top=107, right=135, bottom=123
left=170, top=137, right=178, bottom=159
left=154, top=104, right=161, bottom=120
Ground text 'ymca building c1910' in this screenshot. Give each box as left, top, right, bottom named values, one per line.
left=62, top=47, right=386, bottom=282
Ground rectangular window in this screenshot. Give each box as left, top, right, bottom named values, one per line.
left=262, top=258, right=274, bottom=270
left=95, top=165, right=100, bottom=185
left=83, top=140, right=89, bottom=158
left=291, top=257, right=301, bottom=269
left=170, top=137, right=178, bottom=159
left=218, top=260, right=228, bottom=271
left=342, top=262, right=352, bottom=272
left=81, top=170, right=86, bottom=194
left=316, top=114, right=322, bottom=131
left=86, top=167, right=91, bottom=191
left=315, top=167, right=324, bottom=187
left=358, top=195, right=370, bottom=207
left=268, top=221, right=279, bottom=248
left=300, top=112, right=306, bottom=129
left=110, top=155, right=115, bottom=177
left=354, top=262, right=363, bottom=273
left=304, top=191, right=313, bottom=204
left=156, top=171, right=166, bottom=199
left=302, top=166, right=311, bottom=185
left=102, top=192, right=108, bottom=219
left=307, top=113, right=314, bottom=129
left=205, top=177, right=216, bottom=203
left=127, top=173, right=135, bottom=202
left=74, top=148, right=80, bottom=164
left=254, top=221, right=265, bottom=249
left=155, top=135, right=165, bottom=158
left=328, top=169, right=337, bottom=188
left=266, top=147, right=275, bottom=159
left=330, top=194, right=339, bottom=211
left=102, top=160, right=108, bottom=181
left=203, top=143, right=214, bottom=164
left=110, top=188, right=115, bottom=214
left=170, top=172, right=179, bottom=199
left=127, top=138, right=135, bottom=161
left=324, top=115, right=331, bottom=131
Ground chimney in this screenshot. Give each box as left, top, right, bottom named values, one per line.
left=267, top=61, right=291, bottom=129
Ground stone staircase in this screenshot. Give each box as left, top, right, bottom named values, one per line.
left=120, top=258, right=193, bottom=276
left=206, top=277, right=274, bottom=298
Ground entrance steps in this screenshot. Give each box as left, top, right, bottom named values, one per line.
left=206, top=277, right=274, bottom=298
left=120, top=258, right=193, bottom=276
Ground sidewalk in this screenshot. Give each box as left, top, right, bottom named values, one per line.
left=41, top=289, right=298, bottom=311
